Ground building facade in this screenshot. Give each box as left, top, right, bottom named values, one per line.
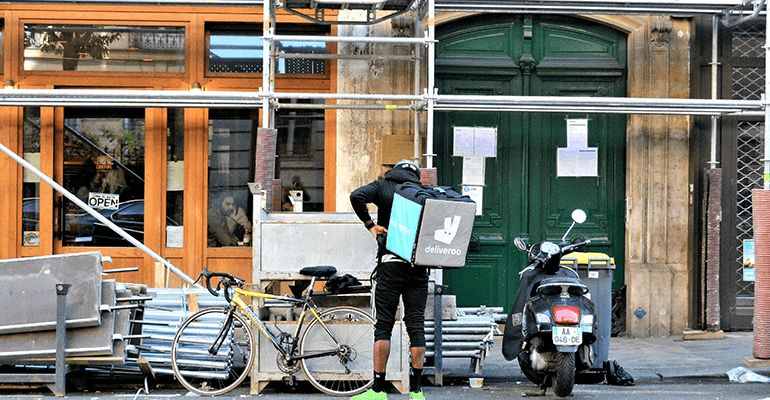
left=0, top=2, right=762, bottom=337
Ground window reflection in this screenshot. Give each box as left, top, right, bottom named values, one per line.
left=24, top=24, right=185, bottom=72
left=63, top=108, right=145, bottom=247
left=166, top=109, right=184, bottom=248
left=208, top=23, right=327, bottom=75
left=21, top=107, right=41, bottom=246
left=276, top=101, right=325, bottom=212
left=207, top=109, right=256, bottom=247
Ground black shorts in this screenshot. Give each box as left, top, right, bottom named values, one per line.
left=372, top=258, right=429, bottom=347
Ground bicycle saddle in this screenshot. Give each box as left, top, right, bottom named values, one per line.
left=299, top=265, right=337, bottom=278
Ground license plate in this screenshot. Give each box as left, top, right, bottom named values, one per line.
left=552, top=326, right=582, bottom=345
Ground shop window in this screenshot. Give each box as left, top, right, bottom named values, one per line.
left=166, top=109, right=184, bottom=248
left=63, top=108, right=145, bottom=247
left=275, top=100, right=325, bottom=212
left=207, top=109, right=257, bottom=247
left=21, top=107, right=41, bottom=247
left=207, top=22, right=328, bottom=75
left=24, top=24, right=185, bottom=72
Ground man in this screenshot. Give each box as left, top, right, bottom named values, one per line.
left=207, top=193, right=251, bottom=247
left=349, top=159, right=429, bottom=400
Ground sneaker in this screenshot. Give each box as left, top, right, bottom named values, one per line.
left=351, top=388, right=387, bottom=400
left=409, top=390, right=426, bottom=400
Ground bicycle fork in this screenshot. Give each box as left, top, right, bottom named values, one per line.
left=209, top=305, right=237, bottom=355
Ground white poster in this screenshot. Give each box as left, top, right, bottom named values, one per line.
left=567, top=119, right=589, bottom=148
left=453, top=126, right=498, bottom=158
left=453, top=127, right=475, bottom=157
left=474, top=127, right=498, bottom=158
left=462, top=186, right=483, bottom=216
left=557, top=148, right=598, bottom=177
left=462, top=156, right=485, bottom=186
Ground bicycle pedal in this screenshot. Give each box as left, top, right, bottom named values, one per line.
left=282, top=374, right=297, bottom=386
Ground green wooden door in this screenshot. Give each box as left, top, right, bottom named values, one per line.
left=435, top=15, right=627, bottom=308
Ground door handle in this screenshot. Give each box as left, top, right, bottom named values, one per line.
left=54, top=196, right=64, bottom=240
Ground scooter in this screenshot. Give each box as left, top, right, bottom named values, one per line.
left=502, top=209, right=598, bottom=397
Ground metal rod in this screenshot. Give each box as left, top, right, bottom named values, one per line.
left=426, top=2, right=436, bottom=169
left=269, top=34, right=434, bottom=44
left=710, top=15, right=720, bottom=169
left=0, top=88, right=262, bottom=107
left=0, top=142, right=201, bottom=288
left=277, top=52, right=415, bottom=60
left=277, top=102, right=415, bottom=110
left=272, top=91, right=424, bottom=101
left=262, top=0, right=271, bottom=128
left=1, top=0, right=748, bottom=15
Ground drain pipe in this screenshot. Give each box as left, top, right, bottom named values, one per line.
left=0, top=142, right=202, bottom=288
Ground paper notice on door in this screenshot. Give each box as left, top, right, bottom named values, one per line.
left=453, top=127, right=475, bottom=157
left=462, top=186, right=483, bottom=216
left=557, top=148, right=598, bottom=177
left=462, top=156, right=485, bottom=185
left=567, top=119, right=589, bottom=148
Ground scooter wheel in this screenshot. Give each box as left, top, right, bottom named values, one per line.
left=554, top=352, right=575, bottom=397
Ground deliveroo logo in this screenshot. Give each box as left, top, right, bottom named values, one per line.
left=434, top=215, right=462, bottom=244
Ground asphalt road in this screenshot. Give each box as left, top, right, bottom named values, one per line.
left=1, top=375, right=769, bottom=400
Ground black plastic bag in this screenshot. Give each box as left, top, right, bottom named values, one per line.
left=605, top=360, right=635, bottom=386
left=324, top=273, right=361, bottom=294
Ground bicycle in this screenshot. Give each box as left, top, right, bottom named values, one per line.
left=170, top=266, right=375, bottom=397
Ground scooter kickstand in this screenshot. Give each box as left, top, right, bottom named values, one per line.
left=521, top=381, right=549, bottom=397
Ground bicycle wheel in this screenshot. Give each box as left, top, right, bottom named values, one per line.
left=170, top=308, right=255, bottom=396
left=299, top=306, right=374, bottom=396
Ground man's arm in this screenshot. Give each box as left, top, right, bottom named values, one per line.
left=350, top=181, right=386, bottom=236
left=208, top=211, right=238, bottom=246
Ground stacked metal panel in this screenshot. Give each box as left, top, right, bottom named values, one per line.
left=0, top=252, right=144, bottom=366
left=125, top=288, right=228, bottom=378
left=425, top=306, right=504, bottom=374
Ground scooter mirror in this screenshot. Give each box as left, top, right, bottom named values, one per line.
left=514, top=237, right=528, bottom=251
left=571, top=209, right=587, bottom=224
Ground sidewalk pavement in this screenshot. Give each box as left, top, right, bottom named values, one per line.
left=441, top=331, right=770, bottom=384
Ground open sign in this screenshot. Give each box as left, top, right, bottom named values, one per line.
left=88, top=193, right=120, bottom=210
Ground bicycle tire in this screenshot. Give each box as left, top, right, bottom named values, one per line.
left=299, top=306, right=374, bottom=396
left=170, top=307, right=255, bottom=396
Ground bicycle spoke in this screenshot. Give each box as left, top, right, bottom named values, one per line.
left=299, top=307, right=374, bottom=396
left=171, top=308, right=255, bottom=396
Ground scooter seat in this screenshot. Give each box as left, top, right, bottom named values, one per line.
left=536, top=277, right=589, bottom=296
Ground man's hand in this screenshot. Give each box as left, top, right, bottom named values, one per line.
left=369, top=225, right=387, bottom=237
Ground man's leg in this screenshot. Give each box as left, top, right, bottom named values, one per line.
left=352, top=263, right=401, bottom=400
left=351, top=340, right=391, bottom=400
left=374, top=339, right=391, bottom=372
left=410, top=346, right=425, bottom=369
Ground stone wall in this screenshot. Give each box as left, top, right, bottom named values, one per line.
left=622, top=15, right=694, bottom=337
